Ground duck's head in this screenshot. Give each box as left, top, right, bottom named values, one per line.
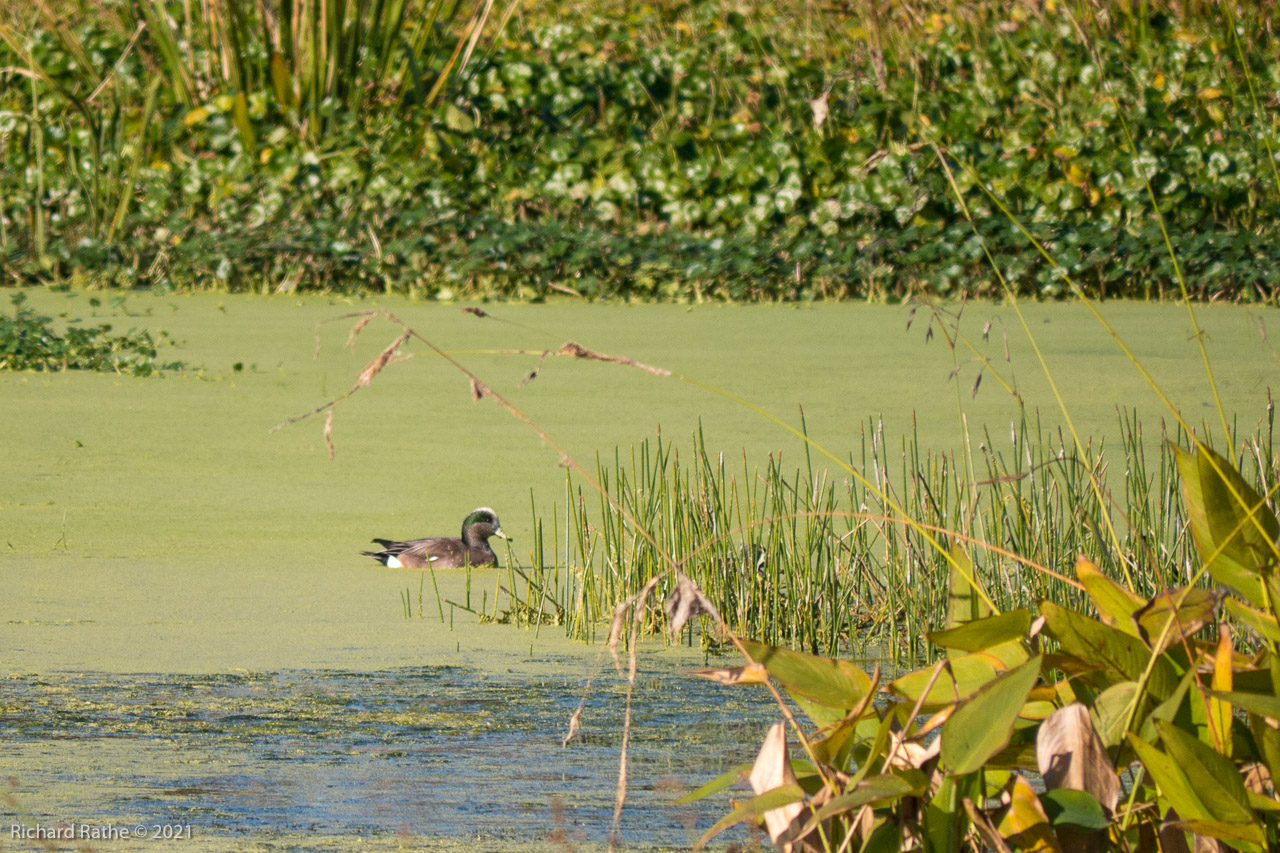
left=462, top=507, right=509, bottom=545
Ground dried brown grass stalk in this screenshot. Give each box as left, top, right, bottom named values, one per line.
left=554, top=341, right=671, bottom=377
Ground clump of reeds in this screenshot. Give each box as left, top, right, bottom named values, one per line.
left=521, top=408, right=1277, bottom=661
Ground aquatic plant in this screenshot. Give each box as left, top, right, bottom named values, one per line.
left=523, top=406, right=1276, bottom=659
left=0, top=291, right=183, bottom=374
left=675, top=440, right=1280, bottom=852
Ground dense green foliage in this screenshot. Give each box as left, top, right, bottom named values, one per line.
left=0, top=292, right=182, bottom=373
left=2, top=0, right=1278, bottom=299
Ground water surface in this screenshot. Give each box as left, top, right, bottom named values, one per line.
left=3, top=293, right=1276, bottom=849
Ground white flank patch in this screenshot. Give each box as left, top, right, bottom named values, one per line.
left=386, top=555, right=403, bottom=568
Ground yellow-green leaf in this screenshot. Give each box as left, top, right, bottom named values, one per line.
left=941, top=655, right=1041, bottom=775
left=889, top=641, right=1029, bottom=711
left=1076, top=556, right=1143, bottom=636
left=1174, top=443, right=1279, bottom=606
left=995, top=774, right=1062, bottom=852
left=739, top=639, right=872, bottom=712
left=1039, top=601, right=1179, bottom=700
left=929, top=609, right=1033, bottom=653
left=1156, top=720, right=1258, bottom=832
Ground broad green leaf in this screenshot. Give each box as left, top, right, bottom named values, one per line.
left=889, top=642, right=1030, bottom=711
left=995, top=774, right=1062, bottom=852
left=1091, top=681, right=1140, bottom=747
left=1208, top=689, right=1280, bottom=723
left=804, top=770, right=927, bottom=826
left=941, top=655, right=1041, bottom=775
left=1040, top=788, right=1109, bottom=831
left=739, top=639, right=872, bottom=712
left=1127, top=733, right=1210, bottom=822
left=1155, top=720, right=1258, bottom=830
left=1076, top=556, right=1143, bottom=636
left=860, top=819, right=902, bottom=853
left=1224, top=598, right=1280, bottom=644
left=1039, top=601, right=1179, bottom=700
left=1250, top=713, right=1280, bottom=791
left=1174, top=443, right=1279, bottom=606
left=929, top=609, right=1033, bottom=652
left=694, top=782, right=806, bottom=848
left=675, top=762, right=751, bottom=804
left=1173, top=819, right=1266, bottom=850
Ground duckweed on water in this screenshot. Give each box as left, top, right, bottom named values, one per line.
left=2, top=665, right=781, bottom=850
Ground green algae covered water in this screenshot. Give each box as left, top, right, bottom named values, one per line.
left=2, top=292, right=1276, bottom=849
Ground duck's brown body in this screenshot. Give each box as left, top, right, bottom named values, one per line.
left=363, top=507, right=507, bottom=568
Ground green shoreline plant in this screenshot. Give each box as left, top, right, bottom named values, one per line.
left=2, top=0, right=1278, bottom=299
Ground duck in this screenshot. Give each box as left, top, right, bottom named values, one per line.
left=362, top=507, right=509, bottom=568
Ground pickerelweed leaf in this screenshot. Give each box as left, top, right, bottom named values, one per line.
left=889, top=640, right=1030, bottom=711
left=1040, top=601, right=1180, bottom=700
left=940, top=655, right=1041, bottom=776
left=1127, top=733, right=1211, bottom=825
left=1174, top=443, right=1279, bottom=607
left=1039, top=788, right=1110, bottom=831
left=1075, top=556, right=1144, bottom=636
left=739, top=638, right=872, bottom=712
left=1224, top=598, right=1280, bottom=644
left=1155, top=720, right=1260, bottom=834
left=928, top=608, right=1033, bottom=653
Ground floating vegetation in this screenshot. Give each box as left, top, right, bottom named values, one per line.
left=0, top=292, right=183, bottom=375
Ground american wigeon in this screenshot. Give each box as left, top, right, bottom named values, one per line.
left=362, top=507, right=509, bottom=568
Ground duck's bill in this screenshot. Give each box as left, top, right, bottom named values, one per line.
left=495, top=529, right=511, bottom=540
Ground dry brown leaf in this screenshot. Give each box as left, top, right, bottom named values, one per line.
left=664, top=572, right=721, bottom=640
left=470, top=377, right=488, bottom=402
left=554, top=341, right=672, bottom=377
left=886, top=731, right=941, bottom=771
left=809, top=91, right=829, bottom=130
left=357, top=330, right=411, bottom=387
left=1036, top=703, right=1121, bottom=814
left=345, top=313, right=374, bottom=350
left=689, top=663, right=769, bottom=686
left=1243, top=761, right=1273, bottom=795
left=749, top=723, right=806, bottom=847
left=323, top=410, right=335, bottom=460
left=562, top=707, right=581, bottom=748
